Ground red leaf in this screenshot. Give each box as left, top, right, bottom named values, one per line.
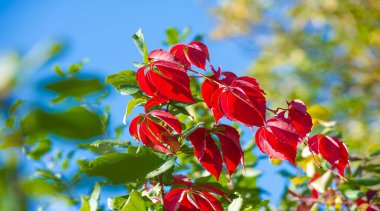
left=148, top=49, right=177, bottom=63
left=136, top=50, right=194, bottom=104
left=165, top=175, right=226, bottom=211
left=187, top=127, right=207, bottom=159
left=188, top=125, right=243, bottom=179
left=196, top=184, right=230, bottom=201
left=188, top=127, right=223, bottom=180
left=308, top=134, right=350, bottom=177
left=185, top=41, right=210, bottom=70
left=164, top=188, right=185, bottom=211
left=173, top=175, right=193, bottom=187
left=219, top=88, right=265, bottom=127
left=202, top=136, right=223, bottom=180
left=202, top=70, right=266, bottom=127
left=193, top=191, right=223, bottom=211
left=129, top=115, right=142, bottom=141
left=209, top=87, right=224, bottom=123
left=170, top=41, right=210, bottom=70
left=136, top=67, right=157, bottom=96
left=147, top=70, right=194, bottom=103
left=287, top=100, right=313, bottom=139
left=201, top=79, right=219, bottom=108
left=170, top=44, right=190, bottom=69
left=213, top=124, right=244, bottom=177
left=129, top=112, right=182, bottom=154
left=146, top=119, right=181, bottom=153
left=255, top=116, right=299, bottom=165
left=140, top=120, right=172, bottom=154
left=149, top=110, right=182, bottom=135
left=144, top=94, right=168, bottom=112
left=153, top=60, right=188, bottom=81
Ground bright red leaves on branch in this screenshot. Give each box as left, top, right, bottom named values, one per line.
left=201, top=66, right=266, bottom=127
left=255, top=116, right=299, bottom=165
left=137, top=50, right=194, bottom=108
left=254, top=99, right=313, bottom=165
left=129, top=110, right=182, bottom=154
left=308, top=134, right=350, bottom=177
left=170, top=41, right=210, bottom=70
left=164, top=175, right=228, bottom=211
left=187, top=124, right=244, bottom=180
left=129, top=36, right=351, bottom=202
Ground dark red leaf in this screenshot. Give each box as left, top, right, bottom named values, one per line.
left=129, top=112, right=182, bottom=154
left=139, top=122, right=172, bottom=154
left=188, top=125, right=243, bottom=179
left=188, top=127, right=223, bottom=180
left=201, top=79, right=219, bottom=108
left=164, top=188, right=185, bottom=211
left=308, top=134, right=350, bottom=177
left=165, top=175, right=226, bottom=211
left=149, top=110, right=182, bottom=135
left=287, top=100, right=313, bottom=139
left=193, top=191, right=223, bottom=211
left=153, top=60, right=188, bottom=81
left=185, top=41, right=210, bottom=70
left=201, top=70, right=266, bottom=127
left=255, top=116, right=298, bottom=165
left=147, top=70, right=194, bottom=103
left=136, top=67, right=157, bottom=96
left=209, top=87, right=224, bottom=123
left=144, top=94, right=168, bottom=112
left=213, top=124, right=244, bottom=177
left=140, top=120, right=172, bottom=154
left=170, top=44, right=190, bottom=69
left=219, top=88, right=265, bottom=127
left=129, top=115, right=142, bottom=141
left=173, top=175, right=193, bottom=187
left=146, top=119, right=181, bottom=153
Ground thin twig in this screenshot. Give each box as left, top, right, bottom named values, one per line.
left=159, top=174, right=165, bottom=205
left=187, top=68, right=225, bottom=86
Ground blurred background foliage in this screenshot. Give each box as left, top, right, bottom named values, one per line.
left=212, top=0, right=380, bottom=154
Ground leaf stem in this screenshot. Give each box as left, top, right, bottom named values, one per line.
left=187, top=68, right=225, bottom=86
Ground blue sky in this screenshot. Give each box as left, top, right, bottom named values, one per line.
left=0, top=0, right=295, bottom=209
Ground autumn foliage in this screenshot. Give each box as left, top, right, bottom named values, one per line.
left=127, top=31, right=351, bottom=210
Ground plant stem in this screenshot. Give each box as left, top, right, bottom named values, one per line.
left=159, top=174, right=165, bottom=206
left=187, top=68, right=225, bottom=86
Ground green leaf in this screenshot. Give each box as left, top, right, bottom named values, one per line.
left=166, top=27, right=179, bottom=45
left=123, top=98, right=144, bottom=124
left=54, top=65, right=65, bottom=76
left=28, top=139, right=51, bottom=160
left=80, top=196, right=90, bottom=211
left=80, top=140, right=131, bottom=155
left=108, top=195, right=128, bottom=210
left=146, top=156, right=176, bottom=178
left=348, top=177, right=380, bottom=186
left=9, top=100, right=23, bottom=114
left=22, top=106, right=103, bottom=140
left=45, top=78, right=103, bottom=98
left=89, top=182, right=101, bottom=211
left=228, top=196, right=243, bottom=211
left=79, top=146, right=175, bottom=184
left=122, top=190, right=146, bottom=211
left=105, top=70, right=140, bottom=95
left=132, top=29, right=149, bottom=63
